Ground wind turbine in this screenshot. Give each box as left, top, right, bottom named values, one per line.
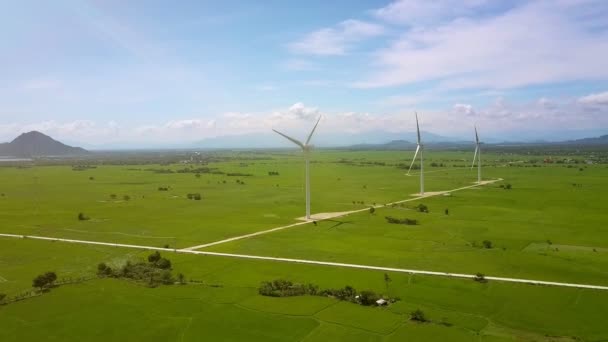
left=407, top=113, right=424, bottom=195
left=471, top=125, right=482, bottom=183
left=273, top=116, right=322, bottom=220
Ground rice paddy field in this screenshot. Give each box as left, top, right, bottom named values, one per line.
left=1, top=149, right=607, bottom=341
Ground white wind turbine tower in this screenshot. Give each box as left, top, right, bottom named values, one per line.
left=273, top=116, right=322, bottom=220
left=407, top=113, right=424, bottom=195
left=471, top=125, right=482, bottom=183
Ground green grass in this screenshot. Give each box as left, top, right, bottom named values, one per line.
left=1, top=150, right=608, bottom=340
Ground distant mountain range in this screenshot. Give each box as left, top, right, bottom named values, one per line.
left=193, top=130, right=459, bottom=149
left=0, top=131, right=88, bottom=157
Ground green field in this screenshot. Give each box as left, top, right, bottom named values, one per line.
left=1, top=149, right=607, bottom=341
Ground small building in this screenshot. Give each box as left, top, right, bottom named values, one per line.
left=376, top=298, right=387, bottom=306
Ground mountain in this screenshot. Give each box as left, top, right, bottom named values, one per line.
left=194, top=130, right=459, bottom=149
left=0, top=131, right=88, bottom=157
left=564, top=134, right=608, bottom=145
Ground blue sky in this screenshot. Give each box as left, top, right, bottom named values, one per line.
left=1, top=0, right=608, bottom=146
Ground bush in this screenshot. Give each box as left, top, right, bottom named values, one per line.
left=77, top=212, right=89, bottom=221
left=0, top=293, right=6, bottom=303
left=410, top=309, right=427, bottom=322
left=123, top=195, right=131, bottom=201
left=369, top=207, right=375, bottom=214
left=482, top=240, right=493, bottom=249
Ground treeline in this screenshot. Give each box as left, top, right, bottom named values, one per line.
left=258, top=279, right=396, bottom=307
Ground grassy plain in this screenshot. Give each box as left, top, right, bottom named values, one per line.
left=1, top=149, right=608, bottom=341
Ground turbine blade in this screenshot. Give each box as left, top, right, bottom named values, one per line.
left=272, top=129, right=305, bottom=149
left=471, top=146, right=478, bottom=169
left=305, top=115, right=322, bottom=145
left=415, top=112, right=421, bottom=144
left=407, top=144, right=420, bottom=175
left=475, top=125, right=479, bottom=144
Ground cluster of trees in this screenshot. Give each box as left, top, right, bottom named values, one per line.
left=32, top=272, right=57, bottom=290
left=186, top=193, right=202, bottom=200
left=97, top=252, right=182, bottom=287
left=71, top=165, right=97, bottom=171
left=258, top=279, right=396, bottom=307
left=226, top=172, right=252, bottom=177
left=268, top=171, right=280, bottom=176
left=471, top=240, right=493, bottom=249
left=385, top=216, right=418, bottom=225
left=158, top=186, right=170, bottom=191
left=352, top=200, right=365, bottom=205
left=235, top=179, right=246, bottom=185
left=430, top=162, right=445, bottom=167
left=499, top=184, right=513, bottom=190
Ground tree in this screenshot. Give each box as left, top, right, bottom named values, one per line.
left=358, top=290, right=379, bottom=306
left=369, top=207, right=376, bottom=214
left=78, top=212, right=89, bottom=221
left=482, top=240, right=493, bottom=249
left=177, top=273, right=185, bottom=285
left=148, top=251, right=161, bottom=263
left=417, top=203, right=429, bottom=213
left=384, top=273, right=392, bottom=292
left=123, top=195, right=131, bottom=201
left=505, top=184, right=512, bottom=190
left=44, top=272, right=57, bottom=286
left=444, top=208, right=449, bottom=215
left=32, top=272, right=57, bottom=290
left=410, top=309, right=427, bottom=322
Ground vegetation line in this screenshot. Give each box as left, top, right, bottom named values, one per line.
left=1, top=232, right=608, bottom=291
left=183, top=178, right=504, bottom=250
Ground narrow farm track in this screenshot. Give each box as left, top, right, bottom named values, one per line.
left=183, top=178, right=503, bottom=250
left=2, top=232, right=608, bottom=291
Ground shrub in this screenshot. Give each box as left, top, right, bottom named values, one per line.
left=369, top=207, right=376, bottom=214
left=482, top=240, right=493, bottom=249
left=78, top=212, right=89, bottom=221
left=410, top=309, right=427, bottom=322
left=123, top=195, right=131, bottom=201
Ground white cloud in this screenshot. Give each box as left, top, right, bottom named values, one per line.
left=578, top=91, right=608, bottom=106
left=453, top=103, right=476, bottom=116
left=289, top=19, right=385, bottom=56
left=2, top=94, right=607, bottom=146
left=282, top=59, right=317, bottom=71
left=373, top=0, right=489, bottom=25
left=356, top=1, right=608, bottom=89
